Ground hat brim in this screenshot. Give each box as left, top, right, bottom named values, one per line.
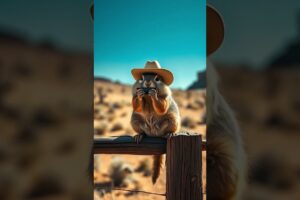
left=131, top=68, right=174, bottom=85
left=207, top=5, right=224, bottom=55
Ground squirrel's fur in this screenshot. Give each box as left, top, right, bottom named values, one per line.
left=206, top=61, right=247, bottom=200
left=131, top=73, right=180, bottom=184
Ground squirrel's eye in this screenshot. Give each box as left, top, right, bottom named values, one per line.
left=155, top=77, right=160, bottom=82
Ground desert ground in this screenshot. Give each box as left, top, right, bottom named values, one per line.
left=94, top=66, right=300, bottom=200
left=1, top=33, right=299, bottom=199
left=93, top=79, right=206, bottom=200
left=216, top=67, right=300, bottom=200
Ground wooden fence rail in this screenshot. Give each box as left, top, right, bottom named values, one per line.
left=93, top=135, right=206, bottom=155
left=93, top=133, right=206, bottom=200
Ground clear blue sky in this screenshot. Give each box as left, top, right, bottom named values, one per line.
left=94, top=0, right=206, bottom=89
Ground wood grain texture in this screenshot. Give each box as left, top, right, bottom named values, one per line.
left=166, top=134, right=203, bottom=200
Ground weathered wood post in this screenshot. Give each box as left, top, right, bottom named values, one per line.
left=166, top=134, right=202, bottom=200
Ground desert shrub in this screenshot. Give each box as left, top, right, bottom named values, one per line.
left=94, top=107, right=106, bottom=120
left=121, top=86, right=126, bottom=94
left=249, top=154, right=295, bottom=190
left=94, top=112, right=105, bottom=120
left=94, top=121, right=108, bottom=135
left=107, top=87, right=113, bottom=93
left=186, top=102, right=199, bottom=110
left=107, top=106, right=115, bottom=114
left=195, top=99, right=205, bottom=109
left=109, top=157, right=133, bottom=187
left=110, top=123, right=123, bottom=132
left=95, top=87, right=107, bottom=104
left=112, top=102, right=123, bottom=109
left=186, top=91, right=193, bottom=99
left=120, top=112, right=127, bottom=117
left=107, top=114, right=116, bottom=122
left=58, top=62, right=72, bottom=78
left=13, top=62, right=33, bottom=78
left=181, top=117, right=197, bottom=129
left=135, top=159, right=151, bottom=177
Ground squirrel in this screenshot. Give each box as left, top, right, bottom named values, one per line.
left=206, top=61, right=246, bottom=200
left=206, top=6, right=246, bottom=199
left=130, top=62, right=181, bottom=184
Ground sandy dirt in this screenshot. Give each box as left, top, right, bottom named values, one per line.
left=94, top=80, right=206, bottom=200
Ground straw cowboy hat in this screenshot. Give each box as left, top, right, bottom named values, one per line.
left=131, top=61, right=174, bottom=85
left=207, top=5, right=224, bottom=55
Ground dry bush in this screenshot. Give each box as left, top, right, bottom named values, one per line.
left=106, top=87, right=113, bottom=93
left=195, top=99, right=205, bottom=109
left=121, top=86, right=126, bottom=94
left=107, top=106, right=115, bottom=114
left=135, top=159, right=151, bottom=177
left=109, top=157, right=133, bottom=187
left=110, top=123, right=123, bottom=132
left=186, top=91, right=193, bottom=99
left=107, top=114, right=116, bottom=122
left=112, top=102, right=123, bottom=109
left=94, top=121, right=108, bottom=135
left=120, top=112, right=127, bottom=117
left=94, top=108, right=105, bottom=120
left=249, top=154, right=296, bottom=190
left=13, top=62, right=33, bottom=78
left=181, top=117, right=197, bottom=129
left=96, top=87, right=107, bottom=104
left=186, top=102, right=199, bottom=110
left=94, top=113, right=105, bottom=120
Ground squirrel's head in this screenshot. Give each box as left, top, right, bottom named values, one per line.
left=132, top=73, right=171, bottom=96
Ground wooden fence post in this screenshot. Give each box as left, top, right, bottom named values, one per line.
left=166, top=134, right=202, bottom=200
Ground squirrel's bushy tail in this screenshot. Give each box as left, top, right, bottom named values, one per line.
left=152, top=155, right=163, bottom=184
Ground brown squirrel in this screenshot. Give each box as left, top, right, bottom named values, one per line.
left=206, top=61, right=246, bottom=200
left=130, top=61, right=181, bottom=184
left=206, top=6, right=246, bottom=200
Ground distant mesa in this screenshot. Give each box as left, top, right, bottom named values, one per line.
left=0, top=28, right=57, bottom=51
left=187, top=71, right=206, bottom=90
left=268, top=11, right=300, bottom=69
left=269, top=41, right=300, bottom=68
left=94, top=76, right=113, bottom=83
left=0, top=29, right=28, bottom=44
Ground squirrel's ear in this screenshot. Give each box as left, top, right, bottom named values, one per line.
left=90, top=3, right=94, bottom=21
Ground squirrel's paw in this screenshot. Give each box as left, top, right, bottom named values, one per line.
left=133, top=134, right=144, bottom=144
left=164, top=133, right=175, bottom=140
